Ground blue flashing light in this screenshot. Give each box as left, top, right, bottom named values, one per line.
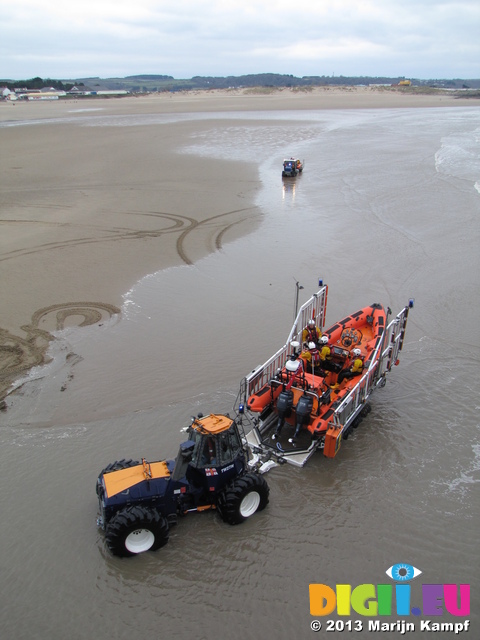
left=238, top=403, right=244, bottom=414
left=318, top=278, right=323, bottom=287
left=408, top=298, right=415, bottom=308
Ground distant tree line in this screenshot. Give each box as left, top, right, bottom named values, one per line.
left=0, top=76, right=78, bottom=91
left=189, top=73, right=403, bottom=88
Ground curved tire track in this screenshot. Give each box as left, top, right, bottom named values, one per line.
left=176, top=207, right=255, bottom=264
left=1, top=207, right=257, bottom=266
left=0, top=212, right=196, bottom=262
left=0, top=302, right=120, bottom=402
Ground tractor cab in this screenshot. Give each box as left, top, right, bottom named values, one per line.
left=177, top=414, right=247, bottom=492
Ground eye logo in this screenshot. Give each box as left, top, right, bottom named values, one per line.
left=386, top=563, right=422, bottom=582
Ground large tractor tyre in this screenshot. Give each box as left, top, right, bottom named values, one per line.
left=217, top=472, right=269, bottom=525
left=105, top=506, right=169, bottom=557
left=96, top=458, right=140, bottom=496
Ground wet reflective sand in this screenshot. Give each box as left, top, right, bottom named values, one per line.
left=1, top=105, right=479, bottom=639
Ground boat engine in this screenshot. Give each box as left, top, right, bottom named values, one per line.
left=290, top=393, right=314, bottom=442
left=272, top=389, right=294, bottom=439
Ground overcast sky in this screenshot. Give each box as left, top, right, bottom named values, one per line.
left=1, top=0, right=479, bottom=81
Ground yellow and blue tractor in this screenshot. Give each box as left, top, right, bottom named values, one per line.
left=96, top=413, right=269, bottom=557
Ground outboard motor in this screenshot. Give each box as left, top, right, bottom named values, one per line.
left=289, top=393, right=313, bottom=442
left=272, top=389, right=294, bottom=439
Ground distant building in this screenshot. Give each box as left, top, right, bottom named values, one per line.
left=27, top=94, right=60, bottom=101
left=68, top=86, right=129, bottom=96
left=95, top=90, right=129, bottom=95
left=68, top=86, right=95, bottom=96
left=11, top=87, right=66, bottom=100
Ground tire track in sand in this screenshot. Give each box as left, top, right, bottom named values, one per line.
left=0, top=206, right=256, bottom=404
left=1, top=207, right=256, bottom=265
left=0, top=302, right=120, bottom=405
left=0, top=212, right=192, bottom=262
left=175, top=207, right=255, bottom=264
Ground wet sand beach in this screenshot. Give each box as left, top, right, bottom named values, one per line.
left=0, top=86, right=479, bottom=640
left=0, top=86, right=476, bottom=400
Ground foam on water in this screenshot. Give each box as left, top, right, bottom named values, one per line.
left=435, top=124, right=480, bottom=194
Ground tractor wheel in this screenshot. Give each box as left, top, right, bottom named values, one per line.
left=217, top=472, right=269, bottom=525
left=105, top=506, right=169, bottom=557
left=96, top=458, right=140, bottom=495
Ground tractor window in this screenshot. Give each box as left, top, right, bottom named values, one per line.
left=218, top=429, right=242, bottom=465
left=199, top=436, right=217, bottom=467
left=189, top=427, right=242, bottom=468
left=188, top=429, right=205, bottom=467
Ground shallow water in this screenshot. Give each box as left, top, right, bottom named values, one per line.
left=1, top=107, right=479, bottom=639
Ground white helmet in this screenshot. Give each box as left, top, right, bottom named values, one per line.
left=308, top=319, right=315, bottom=327
left=308, top=342, right=316, bottom=349
left=353, top=348, right=362, bottom=357
left=320, top=336, right=329, bottom=344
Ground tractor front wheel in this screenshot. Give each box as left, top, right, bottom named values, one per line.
left=217, top=472, right=269, bottom=525
left=105, top=506, right=169, bottom=557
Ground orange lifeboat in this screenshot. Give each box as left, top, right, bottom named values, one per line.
left=238, top=284, right=413, bottom=468
left=246, top=303, right=387, bottom=456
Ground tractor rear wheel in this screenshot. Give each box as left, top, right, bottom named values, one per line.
left=96, top=459, right=140, bottom=496
left=105, top=506, right=169, bottom=557
left=217, top=472, right=269, bottom=525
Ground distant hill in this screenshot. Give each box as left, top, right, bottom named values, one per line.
left=70, top=74, right=480, bottom=92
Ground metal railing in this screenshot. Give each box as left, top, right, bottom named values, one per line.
left=332, top=303, right=412, bottom=429
left=238, top=285, right=328, bottom=404
left=287, top=285, right=329, bottom=346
